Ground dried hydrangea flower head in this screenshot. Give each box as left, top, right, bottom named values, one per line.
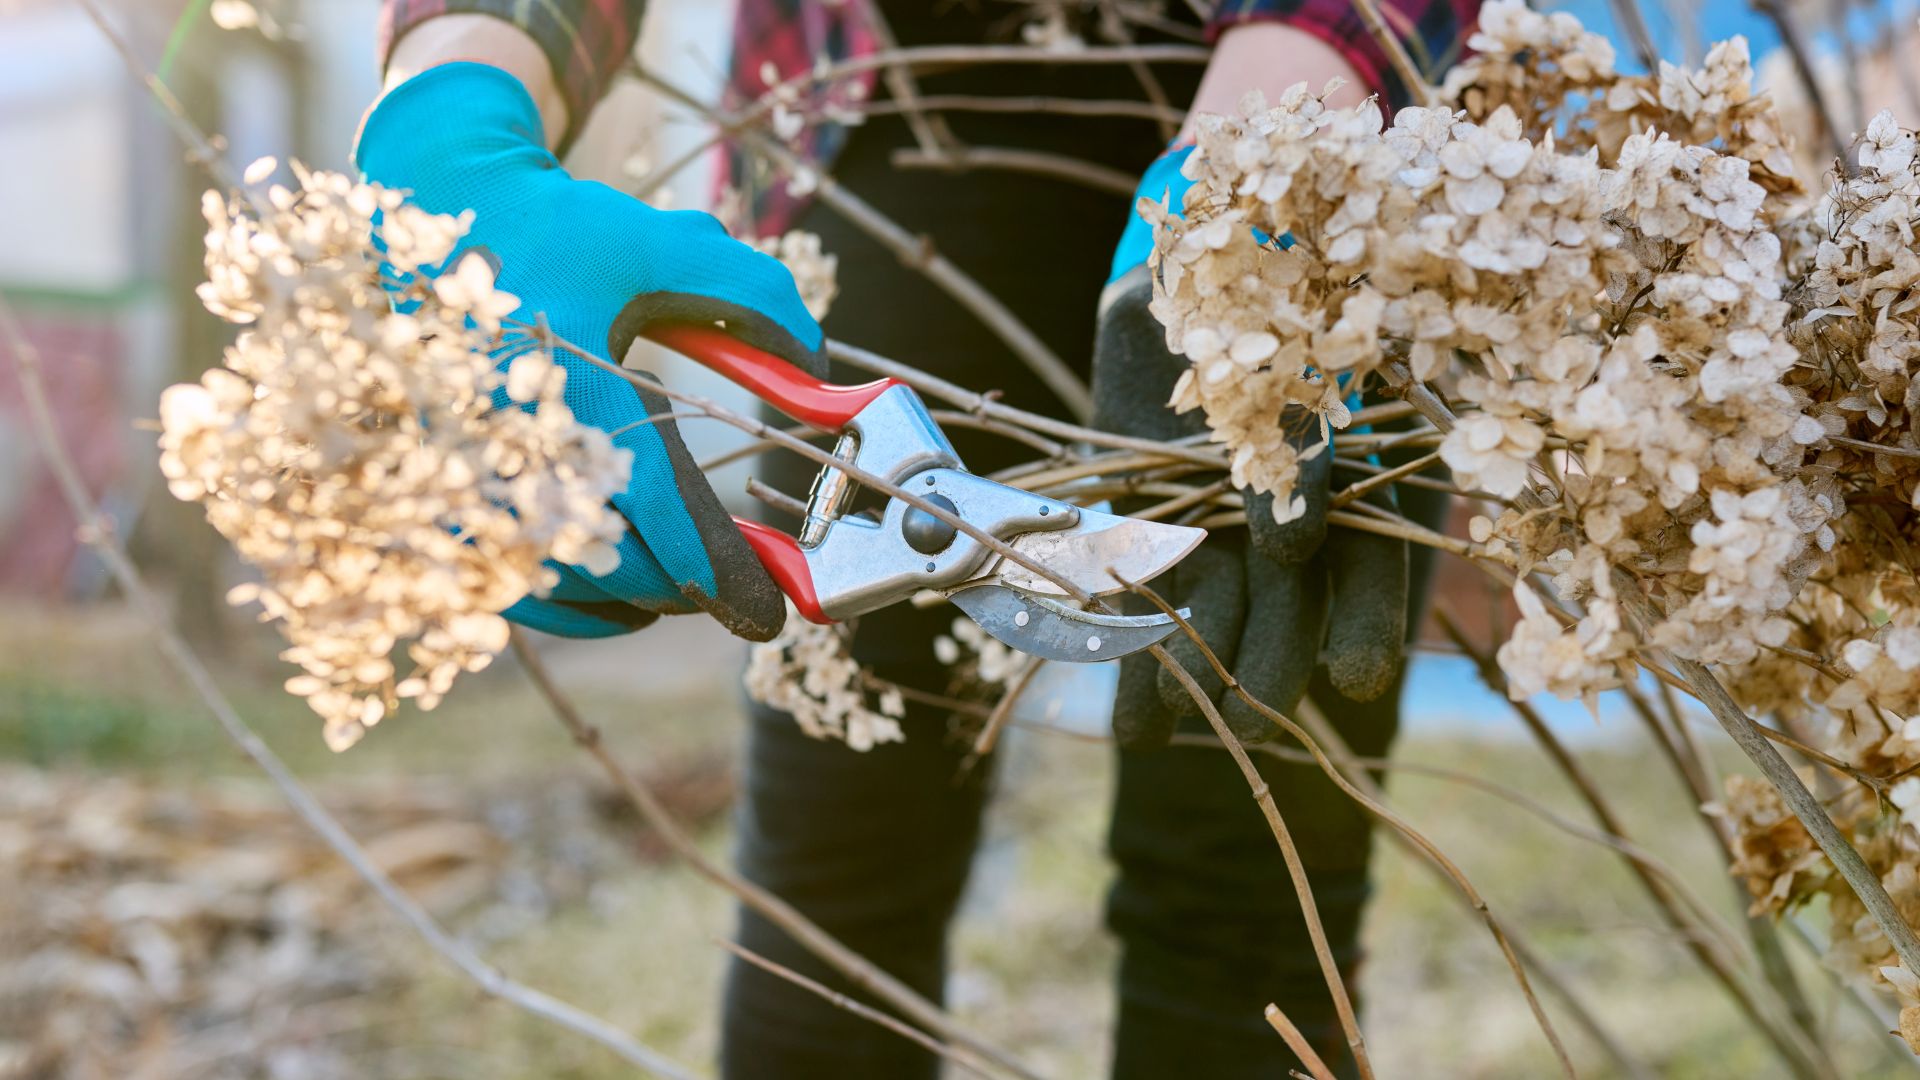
left=933, top=615, right=1024, bottom=687
left=1144, top=0, right=1920, bottom=995
left=162, top=160, right=629, bottom=750
left=745, top=604, right=906, bottom=751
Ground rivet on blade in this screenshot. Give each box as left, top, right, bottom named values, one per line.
left=1013, top=610, right=1029, bottom=627
left=1087, top=636, right=1102, bottom=651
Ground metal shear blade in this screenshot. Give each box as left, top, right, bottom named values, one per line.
left=947, top=584, right=1187, bottom=662
left=992, top=507, right=1204, bottom=598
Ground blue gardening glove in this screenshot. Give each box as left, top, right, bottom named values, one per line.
left=1095, top=145, right=1415, bottom=749
left=355, top=62, right=824, bottom=642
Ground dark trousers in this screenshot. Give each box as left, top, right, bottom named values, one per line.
left=720, top=17, right=1434, bottom=1074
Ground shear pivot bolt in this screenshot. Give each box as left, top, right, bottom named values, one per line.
left=903, top=493, right=960, bottom=555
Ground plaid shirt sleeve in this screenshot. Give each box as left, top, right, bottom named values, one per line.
left=1207, top=0, right=1481, bottom=111
left=378, top=0, right=645, bottom=151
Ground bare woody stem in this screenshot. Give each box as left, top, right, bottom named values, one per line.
left=1606, top=0, right=1662, bottom=71
left=1751, top=0, right=1853, bottom=164
left=1147, top=644, right=1378, bottom=1080
left=511, top=632, right=1034, bottom=1080
left=526, top=324, right=1390, bottom=1079
left=1378, top=361, right=1920, bottom=982
left=1435, top=609, right=1837, bottom=1080
left=0, top=296, right=698, bottom=1080
left=1344, top=0, right=1436, bottom=107
left=634, top=68, right=1096, bottom=421
left=718, top=938, right=996, bottom=1080
left=1285, top=700, right=1655, bottom=1079
left=1263, top=1004, right=1339, bottom=1080
left=1125, top=583, right=1578, bottom=1078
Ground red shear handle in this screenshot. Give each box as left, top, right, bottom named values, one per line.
left=733, top=517, right=831, bottom=625
left=644, top=324, right=900, bottom=432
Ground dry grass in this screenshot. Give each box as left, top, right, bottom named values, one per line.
left=1, top=603, right=1913, bottom=1077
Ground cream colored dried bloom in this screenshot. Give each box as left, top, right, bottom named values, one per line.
left=162, top=160, right=628, bottom=750
left=745, top=604, right=905, bottom=751
left=1145, top=6, right=1920, bottom=1000
left=933, top=616, right=1022, bottom=686
left=1708, top=772, right=1827, bottom=915
left=755, top=230, right=839, bottom=320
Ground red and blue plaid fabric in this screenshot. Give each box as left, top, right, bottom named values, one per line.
left=1208, top=0, right=1480, bottom=111
left=379, top=0, right=644, bottom=152
left=380, top=0, right=1479, bottom=231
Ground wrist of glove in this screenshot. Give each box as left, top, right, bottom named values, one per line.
left=355, top=62, right=826, bottom=641
left=1096, top=148, right=1414, bottom=749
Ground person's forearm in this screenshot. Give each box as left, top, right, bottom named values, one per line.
left=384, top=14, right=568, bottom=149
left=1180, top=23, right=1370, bottom=143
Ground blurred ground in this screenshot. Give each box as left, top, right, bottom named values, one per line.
left=1, top=603, right=1915, bottom=1079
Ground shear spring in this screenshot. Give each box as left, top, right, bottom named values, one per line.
left=798, top=431, right=859, bottom=548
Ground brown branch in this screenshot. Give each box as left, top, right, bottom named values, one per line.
left=1328, top=450, right=1442, bottom=509
left=1607, top=0, right=1662, bottom=71
left=1123, top=580, right=1576, bottom=1077
left=1616, top=680, right=1828, bottom=1055
left=826, top=338, right=1222, bottom=465
left=1344, top=0, right=1435, bottom=108
left=1377, top=359, right=1920, bottom=984
left=746, top=476, right=808, bottom=519
left=961, top=657, right=1044, bottom=772
left=76, top=0, right=250, bottom=199
left=855, top=0, right=957, bottom=157
left=511, top=632, right=1035, bottom=1080
left=1263, top=1004, right=1340, bottom=1080
left=1435, top=609, right=1838, bottom=1080
left=635, top=68, right=1095, bottom=421
left=1096, top=0, right=1183, bottom=143
left=861, top=93, right=1186, bottom=124
left=1752, top=0, right=1853, bottom=163
left=891, top=145, right=1139, bottom=197
left=0, top=295, right=698, bottom=1080
left=1286, top=702, right=1652, bottom=1080
left=717, top=938, right=995, bottom=1080
left=1145, top=643, right=1377, bottom=1079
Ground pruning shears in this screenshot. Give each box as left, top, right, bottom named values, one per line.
left=645, top=325, right=1205, bottom=662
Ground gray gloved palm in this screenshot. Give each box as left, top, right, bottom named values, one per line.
left=1093, top=268, right=1410, bottom=749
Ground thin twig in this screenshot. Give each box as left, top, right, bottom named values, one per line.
left=1617, top=679, right=1829, bottom=1055
left=1379, top=357, right=1920, bottom=981
left=861, top=93, right=1185, bottom=123
left=1607, top=0, right=1662, bottom=71
left=856, top=0, right=956, bottom=157
left=1328, top=450, right=1442, bottom=509
left=827, top=337, right=1222, bottom=465
left=1284, top=701, right=1653, bottom=1080
left=891, top=145, right=1138, bottom=197
left=1263, top=1004, right=1339, bottom=1080
left=1096, top=0, right=1182, bottom=143
left=717, top=938, right=995, bottom=1080
left=76, top=0, right=249, bottom=198
left=511, top=632, right=1033, bottom=1080
left=0, top=296, right=697, bottom=1080
left=746, top=476, right=808, bottom=519
left=961, top=657, right=1044, bottom=773
left=1344, top=0, right=1435, bottom=107
left=1435, top=608, right=1837, bottom=1080
left=1123, top=571, right=1579, bottom=1076
left=1752, top=0, right=1853, bottom=163
left=1146, top=643, right=1377, bottom=1079
left=636, top=68, right=1095, bottom=420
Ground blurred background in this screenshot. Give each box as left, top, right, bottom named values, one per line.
left=7, top=0, right=1920, bottom=1077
